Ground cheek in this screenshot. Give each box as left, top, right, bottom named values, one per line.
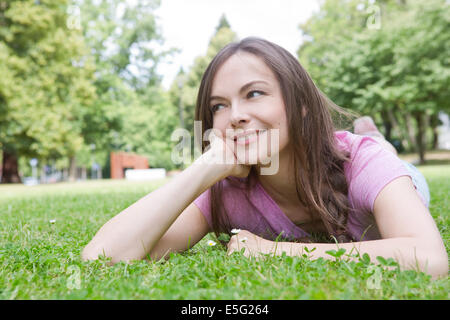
left=211, top=119, right=227, bottom=137
left=277, top=124, right=290, bottom=152
left=271, top=111, right=289, bottom=148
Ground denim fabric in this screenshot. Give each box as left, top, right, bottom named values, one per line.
left=400, top=160, right=431, bottom=208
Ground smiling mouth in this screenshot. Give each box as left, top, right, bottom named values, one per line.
left=233, top=129, right=267, bottom=144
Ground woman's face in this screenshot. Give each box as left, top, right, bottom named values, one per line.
left=209, top=51, right=290, bottom=166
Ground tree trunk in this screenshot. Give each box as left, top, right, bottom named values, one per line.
left=414, top=111, right=426, bottom=164
left=388, top=109, right=413, bottom=150
left=380, top=110, right=392, bottom=141
left=405, top=111, right=418, bottom=153
left=69, top=156, right=77, bottom=182
left=432, top=126, right=439, bottom=150
left=387, top=108, right=399, bottom=136
left=423, top=112, right=430, bottom=150
left=389, top=108, right=411, bottom=150
left=0, top=150, right=22, bottom=184
left=429, top=113, right=440, bottom=150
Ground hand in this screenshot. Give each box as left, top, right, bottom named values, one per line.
left=201, top=129, right=251, bottom=179
left=227, top=230, right=273, bottom=258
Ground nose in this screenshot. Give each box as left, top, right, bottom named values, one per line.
left=229, top=101, right=250, bottom=128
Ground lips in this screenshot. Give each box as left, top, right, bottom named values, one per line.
left=233, top=129, right=267, bottom=143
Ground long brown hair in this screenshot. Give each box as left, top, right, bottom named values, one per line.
left=195, top=37, right=356, bottom=243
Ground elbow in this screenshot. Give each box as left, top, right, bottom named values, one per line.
left=81, top=243, right=101, bottom=262
left=414, top=248, right=449, bottom=280
left=81, top=242, right=113, bottom=265
left=404, top=238, right=448, bottom=279
left=81, top=242, right=138, bottom=266
left=429, top=252, right=449, bottom=280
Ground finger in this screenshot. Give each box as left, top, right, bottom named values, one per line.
left=227, top=245, right=236, bottom=256
left=237, top=230, right=249, bottom=236
left=227, top=237, right=237, bottom=249
left=207, top=128, right=222, bottom=143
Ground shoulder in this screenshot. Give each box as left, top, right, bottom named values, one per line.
left=334, top=130, right=381, bottom=159
left=334, top=131, right=411, bottom=212
left=334, top=130, right=404, bottom=176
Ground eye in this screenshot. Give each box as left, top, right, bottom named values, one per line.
left=247, top=90, right=264, bottom=98
left=211, top=103, right=225, bottom=113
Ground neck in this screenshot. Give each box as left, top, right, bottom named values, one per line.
left=255, top=146, right=300, bottom=205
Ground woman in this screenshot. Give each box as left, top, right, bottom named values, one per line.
left=82, top=37, right=447, bottom=279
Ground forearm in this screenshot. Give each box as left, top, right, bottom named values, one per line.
left=272, top=237, right=448, bottom=278
left=82, top=154, right=227, bottom=263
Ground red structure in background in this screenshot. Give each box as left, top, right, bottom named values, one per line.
left=110, top=152, right=149, bottom=179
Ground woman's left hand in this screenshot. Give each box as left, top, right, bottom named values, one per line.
left=226, top=230, right=274, bottom=258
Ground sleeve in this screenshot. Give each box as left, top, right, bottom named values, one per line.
left=347, top=136, right=412, bottom=213
left=193, top=188, right=213, bottom=229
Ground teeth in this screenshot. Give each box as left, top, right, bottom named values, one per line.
left=236, top=129, right=266, bottom=142
left=237, top=135, right=250, bottom=142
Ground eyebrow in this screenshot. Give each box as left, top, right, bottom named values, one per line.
left=209, top=80, right=269, bottom=101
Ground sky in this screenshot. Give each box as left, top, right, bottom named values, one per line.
left=153, top=0, right=321, bottom=89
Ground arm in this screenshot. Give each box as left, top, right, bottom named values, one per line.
left=81, top=130, right=250, bottom=264
left=81, top=155, right=223, bottom=264
left=228, top=177, right=448, bottom=279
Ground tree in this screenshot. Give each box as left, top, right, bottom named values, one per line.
left=0, top=0, right=96, bottom=183
left=72, top=0, right=177, bottom=176
left=298, top=0, right=450, bottom=163
left=119, top=88, right=180, bottom=170
left=216, top=13, right=231, bottom=32
left=78, top=0, right=175, bottom=92
left=297, top=0, right=369, bottom=90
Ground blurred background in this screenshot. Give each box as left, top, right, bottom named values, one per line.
left=0, top=0, right=449, bottom=185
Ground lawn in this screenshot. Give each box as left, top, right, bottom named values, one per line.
left=0, top=165, right=448, bottom=300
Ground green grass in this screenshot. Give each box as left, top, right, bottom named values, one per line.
left=0, top=166, right=449, bottom=300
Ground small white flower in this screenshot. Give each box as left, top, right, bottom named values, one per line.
left=239, top=237, right=248, bottom=243
left=207, top=240, right=216, bottom=247
left=231, top=228, right=241, bottom=234
left=49, top=219, right=56, bottom=224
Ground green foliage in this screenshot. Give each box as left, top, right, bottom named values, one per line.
left=325, top=248, right=347, bottom=260
left=3, top=0, right=447, bottom=177
left=78, top=0, right=175, bottom=91
left=0, top=0, right=181, bottom=176
left=75, top=0, right=179, bottom=169
left=119, top=89, right=180, bottom=170
left=0, top=0, right=96, bottom=160
left=321, top=0, right=449, bottom=114
left=297, top=0, right=368, bottom=90
left=216, top=13, right=231, bottom=32
left=298, top=0, right=450, bottom=157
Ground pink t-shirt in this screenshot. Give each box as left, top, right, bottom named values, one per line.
left=193, top=131, right=426, bottom=242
